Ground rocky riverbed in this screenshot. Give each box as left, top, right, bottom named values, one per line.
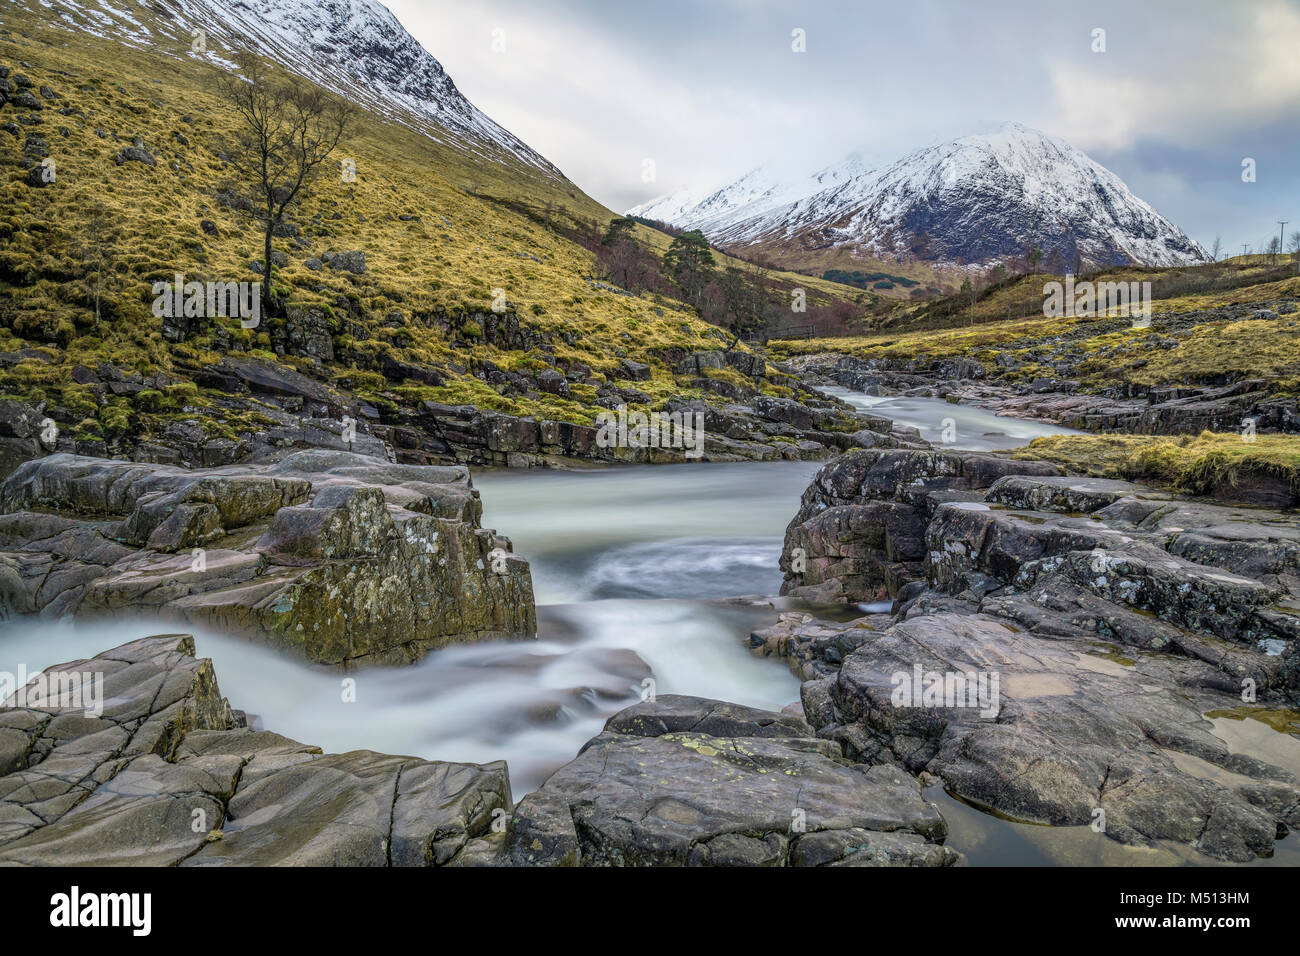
left=3, top=375, right=1300, bottom=865
left=768, top=449, right=1300, bottom=861
left=785, top=297, right=1300, bottom=438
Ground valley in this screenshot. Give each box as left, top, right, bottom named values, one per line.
left=0, top=0, right=1298, bottom=879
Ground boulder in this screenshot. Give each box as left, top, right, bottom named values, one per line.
left=616, top=359, right=651, bottom=382
left=0, top=452, right=536, bottom=666
left=0, top=636, right=508, bottom=865
left=323, top=250, right=367, bottom=274
left=503, top=696, right=959, bottom=867
left=780, top=448, right=1060, bottom=602
left=113, top=146, right=155, bottom=166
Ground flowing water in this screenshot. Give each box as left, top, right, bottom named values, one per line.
left=2, top=392, right=1297, bottom=864
left=0, top=461, right=823, bottom=795
left=821, top=385, right=1086, bottom=450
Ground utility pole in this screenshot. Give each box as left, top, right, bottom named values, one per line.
left=1280, top=221, right=1290, bottom=262
left=1242, top=243, right=1249, bottom=260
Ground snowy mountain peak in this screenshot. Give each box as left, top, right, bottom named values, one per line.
left=633, top=123, right=1206, bottom=269
left=28, top=0, right=561, bottom=175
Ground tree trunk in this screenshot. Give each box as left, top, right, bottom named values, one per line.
left=263, top=221, right=274, bottom=314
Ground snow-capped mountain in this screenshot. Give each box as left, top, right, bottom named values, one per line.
left=633, top=124, right=1206, bottom=269
left=630, top=155, right=875, bottom=235
left=26, top=0, right=561, bottom=175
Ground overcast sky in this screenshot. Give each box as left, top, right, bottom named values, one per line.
left=387, top=0, right=1300, bottom=257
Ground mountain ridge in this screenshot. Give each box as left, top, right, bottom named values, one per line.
left=26, top=0, right=563, bottom=176
left=630, top=124, right=1207, bottom=272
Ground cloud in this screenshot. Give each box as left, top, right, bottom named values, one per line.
left=385, top=0, right=1300, bottom=253
left=1045, top=0, right=1300, bottom=151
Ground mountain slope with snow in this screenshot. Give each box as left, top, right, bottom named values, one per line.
left=634, top=124, right=1206, bottom=270
left=28, top=0, right=561, bottom=175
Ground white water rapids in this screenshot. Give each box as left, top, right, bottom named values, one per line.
left=9, top=392, right=1295, bottom=862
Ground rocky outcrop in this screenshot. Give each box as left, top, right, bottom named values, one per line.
left=1, top=349, right=920, bottom=476
left=779, top=448, right=1059, bottom=603
left=0, top=635, right=509, bottom=865
left=498, top=695, right=960, bottom=867
left=767, top=454, right=1300, bottom=861
left=0, top=451, right=535, bottom=667
left=757, top=610, right=1300, bottom=862
left=0, top=399, right=50, bottom=480
left=382, top=391, right=921, bottom=469
left=0, top=641, right=963, bottom=867
left=781, top=455, right=1300, bottom=686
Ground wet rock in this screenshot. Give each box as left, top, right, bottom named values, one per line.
left=0, top=451, right=536, bottom=666
left=0, top=636, right=508, bottom=865
left=503, top=695, right=959, bottom=866
left=767, top=443, right=1300, bottom=859
left=816, top=612, right=1298, bottom=862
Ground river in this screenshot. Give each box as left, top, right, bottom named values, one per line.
left=3, top=392, right=1296, bottom=864
left=820, top=385, right=1086, bottom=450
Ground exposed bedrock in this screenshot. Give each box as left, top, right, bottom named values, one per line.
left=767, top=450, right=1300, bottom=860
left=0, top=636, right=509, bottom=865
left=778, top=447, right=1059, bottom=604
left=0, top=642, right=961, bottom=867
left=0, top=451, right=535, bottom=667
left=754, top=610, right=1300, bottom=862
left=497, top=695, right=961, bottom=867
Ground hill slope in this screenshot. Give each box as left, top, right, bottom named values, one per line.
left=0, top=0, right=871, bottom=472
left=40, top=0, right=559, bottom=174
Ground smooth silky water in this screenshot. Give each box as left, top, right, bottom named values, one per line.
left=821, top=385, right=1087, bottom=450
left=3, top=393, right=1297, bottom=864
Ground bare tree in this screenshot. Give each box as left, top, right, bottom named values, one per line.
left=1209, top=235, right=1222, bottom=262
left=220, top=51, right=352, bottom=311
left=77, top=201, right=120, bottom=331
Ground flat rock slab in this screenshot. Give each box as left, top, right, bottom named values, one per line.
left=0, top=636, right=508, bottom=866
left=821, top=612, right=1300, bottom=862
left=986, top=474, right=1148, bottom=513
left=503, top=695, right=959, bottom=867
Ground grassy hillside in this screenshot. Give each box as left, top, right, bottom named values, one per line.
left=770, top=260, right=1300, bottom=394
left=0, top=8, right=868, bottom=450
left=725, top=239, right=953, bottom=300
left=1014, top=431, right=1300, bottom=503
